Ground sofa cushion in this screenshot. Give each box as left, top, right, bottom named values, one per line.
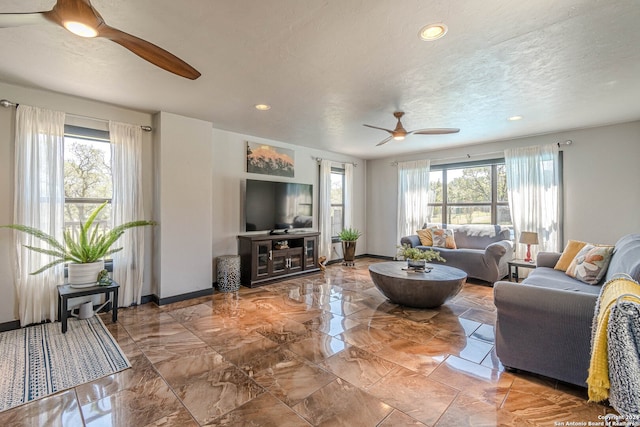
left=554, top=240, right=588, bottom=271
left=522, top=267, right=602, bottom=295
left=566, top=244, right=614, bottom=285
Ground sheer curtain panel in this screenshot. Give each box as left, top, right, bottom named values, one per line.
left=318, top=160, right=333, bottom=261
left=13, top=105, right=66, bottom=325
left=505, top=144, right=561, bottom=259
left=397, top=159, right=430, bottom=244
left=110, top=121, right=146, bottom=306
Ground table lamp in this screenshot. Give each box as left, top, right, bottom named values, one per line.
left=519, top=231, right=539, bottom=263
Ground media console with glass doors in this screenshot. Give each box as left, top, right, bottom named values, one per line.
left=237, top=232, right=320, bottom=287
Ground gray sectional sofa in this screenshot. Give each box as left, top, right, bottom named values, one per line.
left=493, top=233, right=640, bottom=387
left=400, top=224, right=514, bottom=283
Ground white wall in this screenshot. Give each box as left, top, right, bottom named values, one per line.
left=211, top=128, right=367, bottom=271
left=367, top=121, right=640, bottom=257
left=0, top=81, right=154, bottom=323
left=153, top=112, right=214, bottom=299
left=0, top=81, right=367, bottom=324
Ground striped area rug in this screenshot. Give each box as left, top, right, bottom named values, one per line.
left=0, top=315, right=130, bottom=412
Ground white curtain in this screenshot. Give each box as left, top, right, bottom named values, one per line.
left=109, top=121, right=146, bottom=306
left=505, top=144, right=561, bottom=259
left=397, top=159, right=430, bottom=244
left=318, top=160, right=333, bottom=260
left=13, top=105, right=66, bottom=325
left=343, top=163, right=354, bottom=228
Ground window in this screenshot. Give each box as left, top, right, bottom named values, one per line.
left=428, top=159, right=511, bottom=226
left=63, top=125, right=112, bottom=235
left=330, top=167, right=345, bottom=240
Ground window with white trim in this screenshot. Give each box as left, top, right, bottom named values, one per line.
left=330, top=167, right=345, bottom=240
left=428, top=159, right=511, bottom=226
left=63, top=125, right=112, bottom=235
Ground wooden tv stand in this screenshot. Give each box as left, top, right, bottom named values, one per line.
left=237, top=232, right=320, bottom=287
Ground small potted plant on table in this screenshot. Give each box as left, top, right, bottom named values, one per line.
left=397, top=244, right=445, bottom=271
left=1, top=201, right=156, bottom=287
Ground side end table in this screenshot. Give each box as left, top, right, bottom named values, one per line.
left=58, top=281, right=119, bottom=333
left=507, top=259, right=537, bottom=282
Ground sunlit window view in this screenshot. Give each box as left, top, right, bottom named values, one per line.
left=63, top=130, right=112, bottom=235
left=330, top=168, right=345, bottom=238
left=428, top=161, right=511, bottom=226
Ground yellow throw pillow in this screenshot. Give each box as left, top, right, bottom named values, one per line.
left=416, top=227, right=437, bottom=246
left=431, top=228, right=457, bottom=249
left=554, top=240, right=588, bottom=271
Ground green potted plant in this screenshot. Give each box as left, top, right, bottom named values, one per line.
left=1, top=201, right=156, bottom=287
left=338, top=227, right=362, bottom=266
left=397, top=244, right=445, bottom=270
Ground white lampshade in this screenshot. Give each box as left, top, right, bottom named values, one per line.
left=519, top=231, right=539, bottom=245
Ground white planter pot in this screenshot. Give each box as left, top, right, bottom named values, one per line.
left=68, top=260, right=105, bottom=287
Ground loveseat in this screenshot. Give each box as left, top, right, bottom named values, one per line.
left=400, top=224, right=514, bottom=283
left=493, top=233, right=640, bottom=387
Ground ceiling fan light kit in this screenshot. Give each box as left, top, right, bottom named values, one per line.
left=363, top=111, right=460, bottom=146
left=0, top=0, right=201, bottom=80
left=63, top=21, right=97, bottom=37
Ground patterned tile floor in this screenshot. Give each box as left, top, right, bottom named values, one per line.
left=0, top=258, right=618, bottom=426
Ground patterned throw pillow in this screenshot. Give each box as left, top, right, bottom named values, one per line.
left=430, top=228, right=457, bottom=249
left=566, top=244, right=614, bottom=285
left=416, top=226, right=438, bottom=246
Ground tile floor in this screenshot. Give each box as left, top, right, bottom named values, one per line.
left=0, top=258, right=618, bottom=426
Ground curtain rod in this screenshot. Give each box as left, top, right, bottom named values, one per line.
left=391, top=151, right=503, bottom=166
left=0, top=98, right=152, bottom=132
left=390, top=140, right=573, bottom=166
left=315, top=157, right=358, bottom=167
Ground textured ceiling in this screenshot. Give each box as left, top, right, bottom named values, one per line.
left=0, top=0, right=639, bottom=159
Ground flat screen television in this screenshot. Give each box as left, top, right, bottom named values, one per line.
left=244, top=179, right=313, bottom=232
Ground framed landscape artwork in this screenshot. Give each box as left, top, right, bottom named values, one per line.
left=246, top=141, right=295, bottom=177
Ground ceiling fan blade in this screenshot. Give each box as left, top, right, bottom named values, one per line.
left=97, top=25, right=201, bottom=80
left=376, top=136, right=393, bottom=146
left=363, top=124, right=394, bottom=135
left=0, top=12, right=48, bottom=28
left=412, top=128, right=460, bottom=135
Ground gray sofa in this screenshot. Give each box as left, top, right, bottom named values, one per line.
left=494, top=233, right=640, bottom=387
left=400, top=224, right=514, bottom=283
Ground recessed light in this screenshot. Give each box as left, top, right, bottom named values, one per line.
left=419, top=23, right=448, bottom=41
left=507, top=115, right=523, bottom=121
left=255, top=104, right=271, bottom=111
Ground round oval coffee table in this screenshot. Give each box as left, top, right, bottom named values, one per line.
left=369, top=261, right=467, bottom=308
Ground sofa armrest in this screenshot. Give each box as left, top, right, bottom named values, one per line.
left=400, top=235, right=421, bottom=248
left=536, top=251, right=561, bottom=268
left=493, top=280, right=598, bottom=386
left=485, top=240, right=512, bottom=262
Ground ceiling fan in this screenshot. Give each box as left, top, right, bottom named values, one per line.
left=0, top=0, right=201, bottom=80
left=363, top=111, right=459, bottom=146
